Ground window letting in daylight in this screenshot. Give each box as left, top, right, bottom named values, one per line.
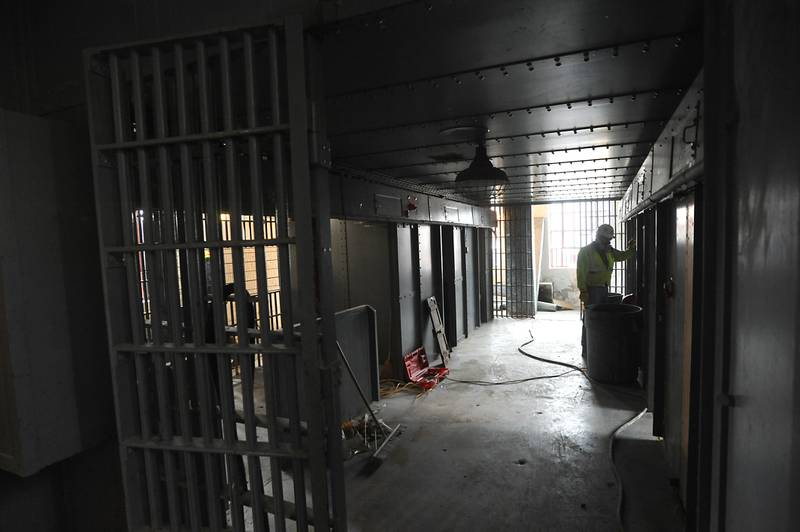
left=547, top=200, right=626, bottom=294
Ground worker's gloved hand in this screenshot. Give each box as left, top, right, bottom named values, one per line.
left=627, top=238, right=636, bottom=250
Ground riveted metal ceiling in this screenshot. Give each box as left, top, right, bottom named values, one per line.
left=317, top=0, right=703, bottom=205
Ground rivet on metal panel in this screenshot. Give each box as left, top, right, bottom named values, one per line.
left=554, top=57, right=561, bottom=66
left=90, top=58, right=110, bottom=77
left=526, top=62, right=534, bottom=71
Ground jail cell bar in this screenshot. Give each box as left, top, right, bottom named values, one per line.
left=491, top=205, right=535, bottom=318
left=575, top=199, right=627, bottom=295
left=550, top=199, right=627, bottom=295
left=86, top=20, right=344, bottom=532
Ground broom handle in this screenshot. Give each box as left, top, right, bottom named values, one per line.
left=336, top=341, right=388, bottom=436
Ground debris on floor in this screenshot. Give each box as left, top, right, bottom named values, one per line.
left=341, top=416, right=403, bottom=462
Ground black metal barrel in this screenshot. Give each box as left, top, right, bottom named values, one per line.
left=584, top=303, right=642, bottom=384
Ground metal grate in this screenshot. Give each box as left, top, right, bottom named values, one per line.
left=491, top=205, right=535, bottom=317
left=86, top=19, right=344, bottom=532
left=547, top=199, right=626, bottom=295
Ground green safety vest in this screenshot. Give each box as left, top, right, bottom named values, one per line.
left=576, top=242, right=634, bottom=292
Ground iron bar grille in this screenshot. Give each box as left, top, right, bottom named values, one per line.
left=491, top=205, right=535, bottom=317
left=86, top=21, right=343, bottom=532
left=547, top=199, right=627, bottom=295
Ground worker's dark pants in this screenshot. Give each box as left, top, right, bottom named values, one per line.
left=581, top=285, right=609, bottom=357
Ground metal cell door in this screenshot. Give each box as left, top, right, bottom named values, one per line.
left=85, top=18, right=345, bottom=531
left=463, top=227, right=477, bottom=334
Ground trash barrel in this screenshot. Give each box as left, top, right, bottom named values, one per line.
left=584, top=303, right=642, bottom=384
left=607, top=292, right=623, bottom=304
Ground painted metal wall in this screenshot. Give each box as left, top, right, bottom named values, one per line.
left=464, top=227, right=478, bottom=333
left=330, top=220, right=393, bottom=366
left=442, top=226, right=466, bottom=344
left=417, top=225, right=441, bottom=364
left=391, top=225, right=421, bottom=368
left=706, top=2, right=800, bottom=530
left=620, top=71, right=704, bottom=220
left=657, top=194, right=697, bottom=504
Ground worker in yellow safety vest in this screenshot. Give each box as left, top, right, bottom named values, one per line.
left=577, top=224, right=635, bottom=356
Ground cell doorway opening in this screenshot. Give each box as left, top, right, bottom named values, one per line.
left=491, top=200, right=626, bottom=318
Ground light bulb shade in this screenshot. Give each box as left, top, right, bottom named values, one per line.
left=455, top=146, right=508, bottom=184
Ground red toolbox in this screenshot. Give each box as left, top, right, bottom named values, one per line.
left=403, top=348, right=449, bottom=390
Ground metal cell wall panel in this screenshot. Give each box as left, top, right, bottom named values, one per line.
left=334, top=306, right=380, bottom=421
left=620, top=71, right=704, bottom=220
left=479, top=228, right=493, bottom=323
left=392, top=224, right=421, bottom=375
left=330, top=171, right=495, bottom=228
left=464, top=227, right=477, bottom=333
left=332, top=220, right=393, bottom=378
left=453, top=228, right=466, bottom=341
left=84, top=19, right=345, bottom=531
left=417, top=225, right=440, bottom=364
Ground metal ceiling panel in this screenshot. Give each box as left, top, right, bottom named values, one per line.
left=319, top=0, right=701, bottom=94
left=379, top=143, right=652, bottom=177
left=337, top=124, right=664, bottom=169
left=330, top=89, right=684, bottom=156
left=321, top=1, right=702, bottom=205
left=326, top=34, right=701, bottom=133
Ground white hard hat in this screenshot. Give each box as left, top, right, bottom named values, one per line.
left=597, top=224, right=615, bottom=239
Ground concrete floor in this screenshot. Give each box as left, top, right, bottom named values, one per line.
left=344, top=311, right=683, bottom=532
